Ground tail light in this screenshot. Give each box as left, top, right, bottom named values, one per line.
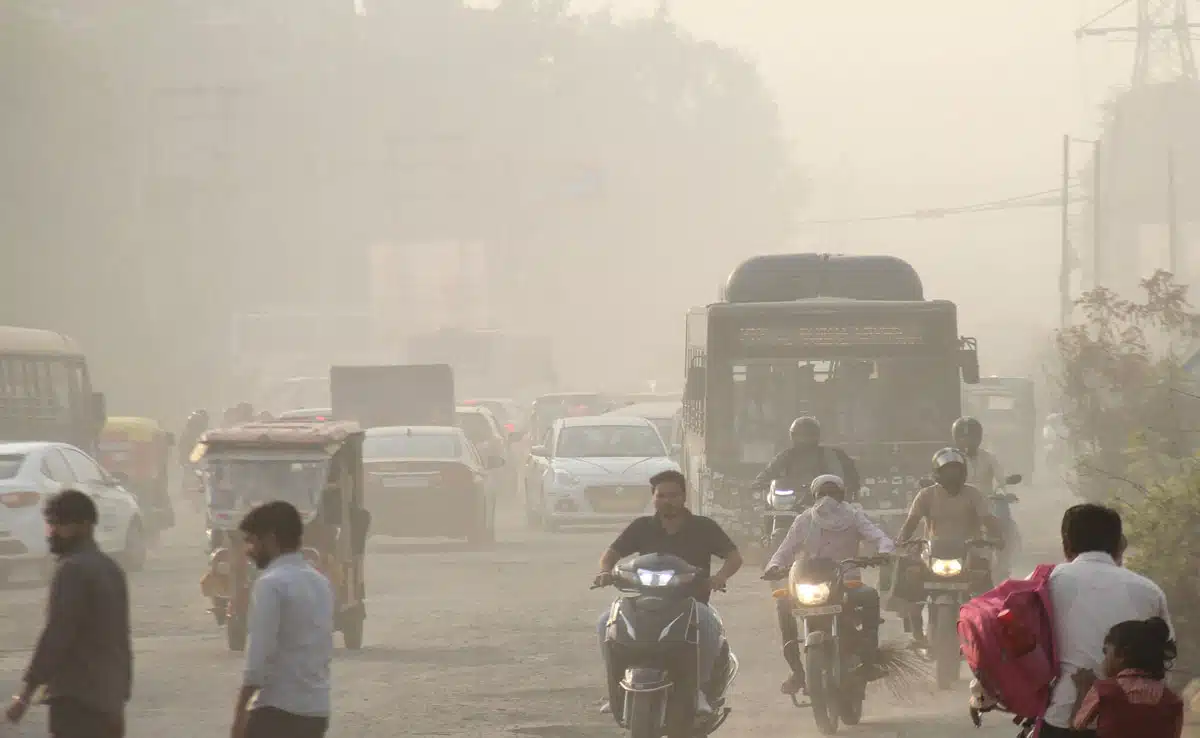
left=0, top=491, right=41, bottom=508
left=504, top=423, right=515, bottom=432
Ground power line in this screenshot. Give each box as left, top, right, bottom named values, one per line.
left=797, top=185, right=1085, bottom=226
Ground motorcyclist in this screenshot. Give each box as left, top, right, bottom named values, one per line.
left=952, top=416, right=1005, bottom=493
left=179, top=409, right=209, bottom=468
left=762, top=475, right=894, bottom=695
left=898, top=447, right=1003, bottom=647
left=752, top=417, right=861, bottom=503
left=593, top=469, right=743, bottom=715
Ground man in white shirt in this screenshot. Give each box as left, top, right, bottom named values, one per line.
left=1040, top=504, right=1171, bottom=737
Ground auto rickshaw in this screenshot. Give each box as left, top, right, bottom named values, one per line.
left=97, top=417, right=176, bottom=537
left=195, top=420, right=371, bottom=652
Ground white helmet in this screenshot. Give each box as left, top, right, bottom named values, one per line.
left=810, top=474, right=846, bottom=498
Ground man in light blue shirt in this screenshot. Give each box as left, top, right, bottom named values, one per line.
left=230, top=501, right=333, bottom=738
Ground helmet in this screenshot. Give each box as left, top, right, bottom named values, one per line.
left=790, top=416, right=821, bottom=438
left=932, top=447, right=968, bottom=471
left=952, top=416, right=983, bottom=444
left=810, top=474, right=846, bottom=500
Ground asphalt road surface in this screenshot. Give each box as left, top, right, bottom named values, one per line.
left=0, top=483, right=1076, bottom=738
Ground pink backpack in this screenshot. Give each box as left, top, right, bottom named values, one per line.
left=958, top=564, right=1058, bottom=720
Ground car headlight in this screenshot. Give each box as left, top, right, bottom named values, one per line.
left=769, top=490, right=796, bottom=510
left=552, top=468, right=580, bottom=486
left=792, top=582, right=831, bottom=605
left=637, top=568, right=676, bottom=587
left=930, top=558, right=964, bottom=577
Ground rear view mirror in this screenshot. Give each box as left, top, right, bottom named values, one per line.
left=959, top=347, right=980, bottom=385
left=1004, top=474, right=1023, bottom=486
left=670, top=443, right=682, bottom=457
left=530, top=445, right=548, bottom=458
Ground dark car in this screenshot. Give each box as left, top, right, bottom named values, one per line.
left=362, top=426, right=504, bottom=545
left=530, top=392, right=615, bottom=441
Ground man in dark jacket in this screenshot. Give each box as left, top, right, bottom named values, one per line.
left=7, top=489, right=131, bottom=738
left=752, top=417, right=861, bottom=502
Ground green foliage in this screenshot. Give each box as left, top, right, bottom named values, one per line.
left=1054, top=271, right=1196, bottom=498
left=1056, top=272, right=1200, bottom=678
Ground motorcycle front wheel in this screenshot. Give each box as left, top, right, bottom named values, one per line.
left=806, top=642, right=840, bottom=735
left=933, top=604, right=961, bottom=689
left=626, top=690, right=666, bottom=738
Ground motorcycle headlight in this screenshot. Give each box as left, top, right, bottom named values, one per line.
left=769, top=490, right=796, bottom=510
left=552, top=468, right=580, bottom=487
left=792, top=582, right=831, bottom=606
left=931, top=558, right=964, bottom=577
left=636, top=568, right=676, bottom=587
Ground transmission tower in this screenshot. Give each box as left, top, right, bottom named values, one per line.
left=1077, top=0, right=1199, bottom=86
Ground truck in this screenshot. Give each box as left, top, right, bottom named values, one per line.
left=680, top=254, right=980, bottom=549
left=406, top=328, right=556, bottom=400
left=330, top=364, right=456, bottom=429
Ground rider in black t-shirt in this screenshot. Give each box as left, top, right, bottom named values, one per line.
left=593, top=470, right=743, bottom=713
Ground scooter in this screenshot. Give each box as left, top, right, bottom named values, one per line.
left=595, top=553, right=737, bottom=738
left=988, top=474, right=1023, bottom=581
left=763, top=479, right=803, bottom=552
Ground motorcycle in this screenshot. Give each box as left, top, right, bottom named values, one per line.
left=899, top=537, right=998, bottom=690
left=767, top=555, right=889, bottom=736
left=988, top=473, right=1023, bottom=580
left=763, top=479, right=803, bottom=551
left=595, top=553, right=737, bottom=738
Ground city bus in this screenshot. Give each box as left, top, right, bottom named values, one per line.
left=0, top=326, right=106, bottom=451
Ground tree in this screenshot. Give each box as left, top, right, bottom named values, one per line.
left=1055, top=271, right=1200, bottom=683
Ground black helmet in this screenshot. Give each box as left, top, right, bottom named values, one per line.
left=952, top=416, right=983, bottom=445
left=790, top=416, right=821, bottom=438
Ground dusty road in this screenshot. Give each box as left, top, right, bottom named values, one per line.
left=0, top=484, right=1075, bottom=738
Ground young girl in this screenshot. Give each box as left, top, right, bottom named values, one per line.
left=1072, top=617, right=1182, bottom=738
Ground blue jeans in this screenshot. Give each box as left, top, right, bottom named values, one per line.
left=596, top=601, right=725, bottom=688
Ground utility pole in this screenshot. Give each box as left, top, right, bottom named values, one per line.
left=1167, top=147, right=1180, bottom=276
left=1060, top=134, right=1073, bottom=330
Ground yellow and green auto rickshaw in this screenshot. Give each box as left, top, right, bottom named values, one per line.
left=96, top=417, right=176, bottom=536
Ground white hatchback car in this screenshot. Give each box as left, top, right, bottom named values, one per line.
left=0, top=441, right=147, bottom=579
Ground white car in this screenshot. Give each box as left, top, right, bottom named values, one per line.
left=524, top=416, right=681, bottom=530
left=0, top=442, right=148, bottom=579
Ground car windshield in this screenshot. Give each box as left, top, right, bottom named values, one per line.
left=556, top=425, right=666, bottom=458
left=0, top=454, right=24, bottom=480
left=364, top=433, right=461, bottom=460
left=205, top=458, right=329, bottom=512
left=456, top=413, right=494, bottom=444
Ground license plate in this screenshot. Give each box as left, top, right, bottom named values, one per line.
left=794, top=605, right=842, bottom=616
left=924, top=581, right=970, bottom=591
left=383, top=477, right=427, bottom=488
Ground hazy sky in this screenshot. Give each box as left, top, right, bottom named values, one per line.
left=554, top=0, right=1141, bottom=357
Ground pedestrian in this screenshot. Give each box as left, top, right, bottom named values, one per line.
left=6, top=489, right=131, bottom=738
left=1071, top=617, right=1182, bottom=737
left=230, top=501, right=333, bottom=738
left=1041, top=504, right=1172, bottom=738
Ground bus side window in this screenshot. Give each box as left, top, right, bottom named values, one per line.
left=48, top=361, right=73, bottom=423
